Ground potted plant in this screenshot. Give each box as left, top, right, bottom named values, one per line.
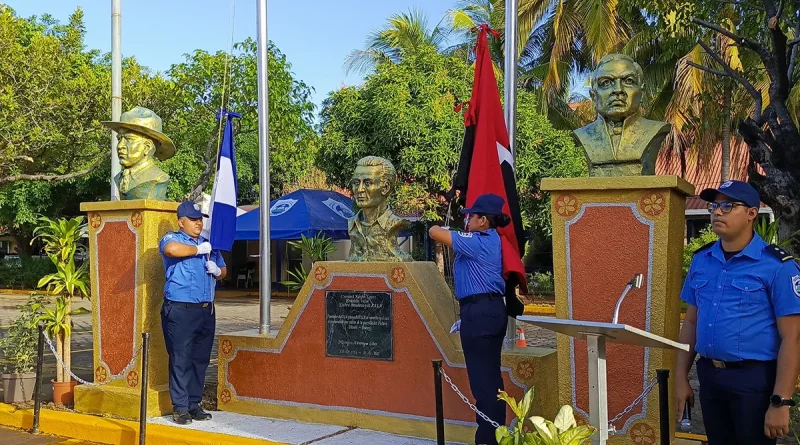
left=0, top=293, right=45, bottom=403
left=31, top=216, right=89, bottom=405
left=280, top=233, right=336, bottom=292
left=495, top=388, right=595, bottom=445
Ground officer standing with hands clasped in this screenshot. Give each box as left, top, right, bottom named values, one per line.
left=675, top=180, right=800, bottom=444
left=160, top=201, right=227, bottom=425
left=429, top=193, right=514, bottom=445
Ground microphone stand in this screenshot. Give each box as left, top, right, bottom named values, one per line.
left=612, top=274, right=644, bottom=324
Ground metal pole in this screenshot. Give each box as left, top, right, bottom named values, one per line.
left=656, top=369, right=670, bottom=445
left=503, top=0, right=519, bottom=350
left=139, top=333, right=150, bottom=445
left=432, top=360, right=445, bottom=445
left=110, top=0, right=122, bottom=201
left=256, top=0, right=272, bottom=335
left=31, top=323, right=44, bottom=434
left=587, top=335, right=608, bottom=445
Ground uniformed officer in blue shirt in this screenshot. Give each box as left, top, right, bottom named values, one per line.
left=675, top=180, right=800, bottom=444
left=429, top=193, right=513, bottom=445
left=159, top=201, right=227, bottom=425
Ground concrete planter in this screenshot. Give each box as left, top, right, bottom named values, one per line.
left=1, top=372, right=36, bottom=403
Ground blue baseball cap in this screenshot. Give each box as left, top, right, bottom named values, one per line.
left=699, top=180, right=760, bottom=208
left=460, top=193, right=506, bottom=216
left=177, top=201, right=207, bottom=219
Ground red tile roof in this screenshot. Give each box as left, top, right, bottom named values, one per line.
left=656, top=138, right=768, bottom=210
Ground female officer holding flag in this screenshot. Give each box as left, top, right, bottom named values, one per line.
left=429, top=193, right=513, bottom=445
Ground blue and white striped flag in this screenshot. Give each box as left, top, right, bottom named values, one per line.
left=207, top=110, right=241, bottom=252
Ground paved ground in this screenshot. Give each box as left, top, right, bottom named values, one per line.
left=0, top=426, right=97, bottom=444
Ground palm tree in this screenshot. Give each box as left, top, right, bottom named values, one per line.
left=343, top=9, right=450, bottom=74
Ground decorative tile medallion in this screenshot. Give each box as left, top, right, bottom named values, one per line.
left=390, top=267, right=406, bottom=284
left=90, top=213, right=103, bottom=229
left=126, top=370, right=139, bottom=388
left=220, top=339, right=233, bottom=356
left=130, top=211, right=143, bottom=228
left=630, top=421, right=656, bottom=444
left=313, top=265, right=328, bottom=282
left=219, top=388, right=232, bottom=404
left=515, top=360, right=535, bottom=383
left=95, top=366, right=108, bottom=383
left=639, top=192, right=665, bottom=217
left=555, top=194, right=579, bottom=218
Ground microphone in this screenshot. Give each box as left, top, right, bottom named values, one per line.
left=612, top=274, right=644, bottom=324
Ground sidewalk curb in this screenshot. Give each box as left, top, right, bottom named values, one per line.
left=0, top=404, right=288, bottom=445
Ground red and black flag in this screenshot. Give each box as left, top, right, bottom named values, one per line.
left=449, top=25, right=528, bottom=315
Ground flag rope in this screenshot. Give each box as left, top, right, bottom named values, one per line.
left=215, top=0, right=237, bottom=159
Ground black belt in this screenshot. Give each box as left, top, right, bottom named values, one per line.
left=167, top=301, right=213, bottom=309
left=458, top=293, right=502, bottom=305
left=699, top=357, right=776, bottom=369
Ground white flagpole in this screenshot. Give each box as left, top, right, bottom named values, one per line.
left=110, top=0, right=122, bottom=201
left=256, top=0, right=272, bottom=334
left=504, top=0, right=519, bottom=349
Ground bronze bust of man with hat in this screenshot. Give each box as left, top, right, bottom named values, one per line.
left=103, top=106, right=176, bottom=201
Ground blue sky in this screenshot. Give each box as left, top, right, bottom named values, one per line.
left=6, top=0, right=456, bottom=109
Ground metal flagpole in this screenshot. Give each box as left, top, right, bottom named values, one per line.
left=110, top=0, right=122, bottom=201
left=256, top=0, right=272, bottom=335
left=504, top=0, right=519, bottom=349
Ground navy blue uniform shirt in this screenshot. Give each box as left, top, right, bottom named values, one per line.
left=159, top=231, right=226, bottom=303
left=680, top=233, right=800, bottom=361
left=451, top=229, right=505, bottom=300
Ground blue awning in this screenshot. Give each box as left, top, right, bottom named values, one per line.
left=235, top=189, right=354, bottom=240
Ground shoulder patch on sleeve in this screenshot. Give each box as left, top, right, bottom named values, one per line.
left=457, top=232, right=473, bottom=238
left=764, top=244, right=795, bottom=262
left=792, top=275, right=800, bottom=297
left=162, top=233, right=174, bottom=242
left=693, top=241, right=716, bottom=256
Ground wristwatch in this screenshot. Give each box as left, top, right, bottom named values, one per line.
left=770, top=394, right=797, bottom=408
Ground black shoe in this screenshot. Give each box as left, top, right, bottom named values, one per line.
left=172, top=411, right=192, bottom=425
left=189, top=408, right=212, bottom=421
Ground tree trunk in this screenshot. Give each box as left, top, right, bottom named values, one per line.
left=434, top=243, right=445, bottom=276
left=11, top=232, right=33, bottom=257
left=56, top=331, right=64, bottom=383
left=721, top=83, right=732, bottom=182
left=64, top=303, right=71, bottom=383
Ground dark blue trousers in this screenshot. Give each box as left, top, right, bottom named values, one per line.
left=696, top=358, right=777, bottom=445
left=459, top=298, right=507, bottom=445
left=161, top=300, right=216, bottom=413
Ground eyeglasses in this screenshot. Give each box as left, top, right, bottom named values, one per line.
left=707, top=202, right=748, bottom=214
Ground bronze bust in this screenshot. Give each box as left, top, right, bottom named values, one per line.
left=103, top=106, right=176, bottom=200
left=347, top=156, right=411, bottom=262
left=574, top=54, right=670, bottom=177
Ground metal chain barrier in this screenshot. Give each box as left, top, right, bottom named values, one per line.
left=43, top=330, right=143, bottom=386
left=608, top=378, right=658, bottom=432
left=439, top=367, right=501, bottom=429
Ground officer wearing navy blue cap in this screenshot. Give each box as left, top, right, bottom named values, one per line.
left=674, top=180, right=800, bottom=444
left=159, top=201, right=227, bottom=425
left=429, top=193, right=512, bottom=445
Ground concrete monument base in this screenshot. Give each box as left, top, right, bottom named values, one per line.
left=217, top=261, right=555, bottom=444
left=74, top=200, right=179, bottom=419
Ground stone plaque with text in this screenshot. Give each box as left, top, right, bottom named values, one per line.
left=325, top=291, right=393, bottom=360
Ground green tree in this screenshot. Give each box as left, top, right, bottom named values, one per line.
left=319, top=46, right=472, bottom=222
left=318, top=46, right=585, bottom=242
left=344, top=9, right=451, bottom=74
left=164, top=38, right=317, bottom=202
left=0, top=6, right=109, bottom=185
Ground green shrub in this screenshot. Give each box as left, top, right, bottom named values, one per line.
left=0, top=257, right=56, bottom=289
left=683, top=227, right=718, bottom=278
left=528, top=271, right=555, bottom=295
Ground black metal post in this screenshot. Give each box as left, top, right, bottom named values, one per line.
left=31, top=323, right=45, bottom=434
left=139, top=332, right=150, bottom=445
left=657, top=369, right=670, bottom=445
left=432, top=360, right=445, bottom=445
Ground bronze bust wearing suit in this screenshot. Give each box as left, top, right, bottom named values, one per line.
left=574, top=54, right=670, bottom=177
